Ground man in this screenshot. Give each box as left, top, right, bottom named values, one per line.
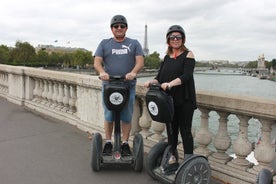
left=94, top=15, right=144, bottom=155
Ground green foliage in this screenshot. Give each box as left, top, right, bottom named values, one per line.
left=271, top=59, right=276, bottom=69
left=0, top=45, right=10, bottom=64
left=71, top=50, right=93, bottom=68
left=0, top=41, right=93, bottom=68
left=245, top=61, right=258, bottom=68
left=9, top=41, right=36, bottom=66
left=144, top=51, right=161, bottom=69
left=36, top=50, right=50, bottom=67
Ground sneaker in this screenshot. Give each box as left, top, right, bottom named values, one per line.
left=121, top=142, right=131, bottom=155
left=103, top=142, right=113, bottom=155
left=168, top=155, right=176, bottom=165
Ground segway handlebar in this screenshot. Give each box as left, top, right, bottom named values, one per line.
left=98, top=75, right=125, bottom=81
left=98, top=75, right=136, bottom=81
left=149, top=83, right=171, bottom=92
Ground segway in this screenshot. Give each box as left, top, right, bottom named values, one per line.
left=91, top=76, right=143, bottom=172
left=145, top=84, right=211, bottom=184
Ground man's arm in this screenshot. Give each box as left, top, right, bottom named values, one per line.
left=125, top=55, right=144, bottom=80
left=94, top=56, right=109, bottom=80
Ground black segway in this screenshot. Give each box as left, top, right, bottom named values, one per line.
left=91, top=76, right=143, bottom=172
left=145, top=84, right=211, bottom=184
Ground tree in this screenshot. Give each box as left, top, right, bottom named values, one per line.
left=0, top=45, right=10, bottom=64
left=271, top=59, right=276, bottom=69
left=71, top=50, right=93, bottom=68
left=36, top=50, right=50, bottom=67
left=10, top=41, right=36, bottom=66
left=145, top=51, right=161, bottom=69
left=245, top=61, right=257, bottom=68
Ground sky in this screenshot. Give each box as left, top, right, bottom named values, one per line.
left=1, top=0, right=275, bottom=62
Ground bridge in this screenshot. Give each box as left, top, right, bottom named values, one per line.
left=0, top=64, right=275, bottom=184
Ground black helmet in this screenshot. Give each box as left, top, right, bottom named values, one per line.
left=110, top=15, right=128, bottom=27
left=166, top=25, right=185, bottom=38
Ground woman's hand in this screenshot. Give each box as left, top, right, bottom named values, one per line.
left=161, top=82, right=171, bottom=91
left=144, top=81, right=151, bottom=88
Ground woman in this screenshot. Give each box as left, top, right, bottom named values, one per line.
left=144, top=25, right=197, bottom=164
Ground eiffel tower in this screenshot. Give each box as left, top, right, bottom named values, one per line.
left=143, top=24, right=149, bottom=56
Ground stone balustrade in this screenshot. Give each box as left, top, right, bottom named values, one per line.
left=0, top=64, right=275, bottom=184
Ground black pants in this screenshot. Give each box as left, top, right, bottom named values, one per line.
left=166, top=100, right=194, bottom=155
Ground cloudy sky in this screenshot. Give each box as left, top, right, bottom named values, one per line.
left=1, top=0, right=275, bottom=61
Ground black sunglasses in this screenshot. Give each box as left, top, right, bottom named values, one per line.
left=113, top=24, right=127, bottom=29
left=169, top=35, right=182, bottom=40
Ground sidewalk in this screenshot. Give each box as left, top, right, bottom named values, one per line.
left=0, top=97, right=221, bottom=184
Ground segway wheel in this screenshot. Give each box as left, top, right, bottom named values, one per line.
left=133, top=134, right=144, bottom=172
left=175, top=157, right=211, bottom=184
left=91, top=133, right=102, bottom=172
left=146, top=142, right=168, bottom=180
left=256, top=168, right=272, bottom=184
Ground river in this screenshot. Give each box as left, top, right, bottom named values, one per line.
left=138, top=73, right=276, bottom=153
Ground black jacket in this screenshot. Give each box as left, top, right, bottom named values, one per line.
left=155, top=51, right=197, bottom=108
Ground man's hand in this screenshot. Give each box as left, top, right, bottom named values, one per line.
left=125, top=72, right=136, bottom=80
left=99, top=72, right=109, bottom=80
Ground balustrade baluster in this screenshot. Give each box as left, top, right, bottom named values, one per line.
left=32, top=78, right=39, bottom=101
left=41, top=80, right=48, bottom=104
left=68, top=85, right=77, bottom=114
left=194, top=107, right=212, bottom=156
left=50, top=81, right=58, bottom=108
left=62, top=83, right=70, bottom=112
left=210, top=111, right=232, bottom=163
left=46, top=80, right=53, bottom=106
left=148, top=120, right=166, bottom=143
left=36, top=79, right=43, bottom=103
left=130, top=98, right=141, bottom=136
left=138, top=98, right=153, bottom=138
left=228, top=115, right=252, bottom=170
left=57, top=82, right=64, bottom=109
left=249, top=118, right=275, bottom=173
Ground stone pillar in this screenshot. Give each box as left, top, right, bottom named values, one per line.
left=57, top=82, right=64, bottom=109
left=249, top=118, right=275, bottom=173
left=32, top=78, right=39, bottom=102
left=50, top=81, right=58, bottom=108
left=62, top=83, right=70, bottom=112
left=210, top=111, right=232, bottom=163
left=194, top=107, right=212, bottom=156
left=41, top=80, right=48, bottom=104
left=68, top=85, right=76, bottom=114
left=138, top=98, right=153, bottom=138
left=228, top=115, right=252, bottom=170
left=148, top=120, right=166, bottom=142
left=46, top=80, right=53, bottom=106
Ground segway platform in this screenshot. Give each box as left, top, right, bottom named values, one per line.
left=152, top=155, right=211, bottom=184
left=102, top=154, right=133, bottom=165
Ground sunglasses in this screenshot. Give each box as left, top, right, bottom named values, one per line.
left=112, top=24, right=127, bottom=29
left=169, top=35, right=182, bottom=41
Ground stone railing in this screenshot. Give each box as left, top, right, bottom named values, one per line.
left=0, top=64, right=275, bottom=184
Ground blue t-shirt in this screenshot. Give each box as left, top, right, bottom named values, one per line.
left=94, top=37, right=144, bottom=76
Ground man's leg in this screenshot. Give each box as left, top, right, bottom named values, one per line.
left=103, top=121, right=113, bottom=154
left=121, top=122, right=132, bottom=155
left=121, top=122, right=131, bottom=142
left=104, top=121, right=113, bottom=140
